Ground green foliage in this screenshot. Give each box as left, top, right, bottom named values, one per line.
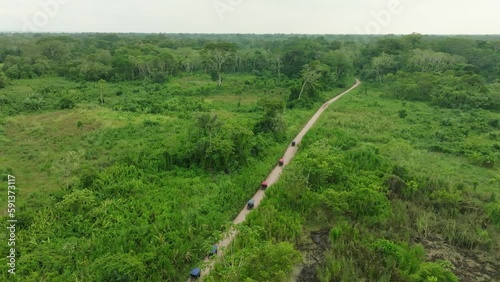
left=2, top=33, right=500, bottom=282
left=22, top=93, right=45, bottom=111
left=241, top=242, right=301, bottom=281
left=55, top=189, right=97, bottom=213
left=347, top=188, right=390, bottom=219
left=209, top=242, right=301, bottom=282
left=254, top=97, right=287, bottom=140
left=90, top=253, right=146, bottom=282
left=58, top=97, right=75, bottom=109
left=410, top=261, right=458, bottom=282
left=91, top=163, right=144, bottom=197
left=385, top=71, right=499, bottom=110
left=295, top=140, right=345, bottom=189
left=399, top=109, right=408, bottom=118
left=486, top=203, right=500, bottom=228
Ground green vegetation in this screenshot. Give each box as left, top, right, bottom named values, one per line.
left=0, top=33, right=499, bottom=281
left=208, top=85, right=499, bottom=281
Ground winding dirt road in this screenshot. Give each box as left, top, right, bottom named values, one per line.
left=189, top=79, right=360, bottom=281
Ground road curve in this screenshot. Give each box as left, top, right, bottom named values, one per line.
left=189, top=79, right=361, bottom=281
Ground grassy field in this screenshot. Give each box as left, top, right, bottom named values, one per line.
left=312, top=86, right=500, bottom=194
left=0, top=75, right=351, bottom=210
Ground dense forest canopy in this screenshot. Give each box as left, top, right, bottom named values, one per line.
left=0, top=32, right=498, bottom=281
left=1, top=33, right=499, bottom=109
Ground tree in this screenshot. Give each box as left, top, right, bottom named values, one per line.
left=320, top=49, right=354, bottom=86
left=401, top=32, right=423, bottom=50
left=197, top=112, right=222, bottom=147
left=201, top=42, right=237, bottom=86
left=371, top=53, right=397, bottom=82
left=254, top=97, right=286, bottom=140
left=52, top=150, right=84, bottom=190
left=0, top=74, right=5, bottom=88
left=36, top=38, right=70, bottom=61
left=407, top=49, right=466, bottom=73
left=76, top=61, right=112, bottom=81
left=269, top=49, right=284, bottom=78
left=59, top=97, right=75, bottom=110
left=282, top=37, right=324, bottom=78
left=98, top=79, right=107, bottom=105
left=297, top=60, right=330, bottom=100
left=176, top=47, right=202, bottom=73
left=295, top=140, right=344, bottom=189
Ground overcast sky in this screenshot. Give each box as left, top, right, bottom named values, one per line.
left=1, top=0, right=499, bottom=34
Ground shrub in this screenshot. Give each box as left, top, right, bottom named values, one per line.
left=23, top=93, right=45, bottom=111
left=143, top=119, right=160, bottom=127
left=410, top=261, right=458, bottom=282
left=399, top=109, right=408, bottom=118
left=0, top=95, right=10, bottom=105
left=90, top=253, right=146, bottom=282
left=59, top=97, right=75, bottom=110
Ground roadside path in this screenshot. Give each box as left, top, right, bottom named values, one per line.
left=190, top=79, right=361, bottom=281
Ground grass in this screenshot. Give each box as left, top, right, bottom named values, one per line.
left=0, top=107, right=132, bottom=209
left=314, top=86, right=499, bottom=194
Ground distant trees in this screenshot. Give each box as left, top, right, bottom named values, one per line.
left=2, top=55, right=36, bottom=79
left=1, top=33, right=499, bottom=89
left=37, top=38, right=70, bottom=62
left=407, top=49, right=466, bottom=72
left=176, top=47, right=202, bottom=74
left=90, top=253, right=146, bottom=282
left=385, top=71, right=498, bottom=110
left=320, top=48, right=355, bottom=86
left=269, top=49, right=284, bottom=78
left=371, top=53, right=398, bottom=82
left=201, top=42, right=237, bottom=86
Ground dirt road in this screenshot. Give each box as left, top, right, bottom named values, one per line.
left=189, top=79, right=361, bottom=281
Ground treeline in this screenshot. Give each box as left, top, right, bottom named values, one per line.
left=385, top=72, right=498, bottom=110
left=1, top=33, right=499, bottom=111
left=0, top=34, right=354, bottom=86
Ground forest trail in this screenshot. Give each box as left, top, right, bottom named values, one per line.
left=190, top=79, right=361, bottom=281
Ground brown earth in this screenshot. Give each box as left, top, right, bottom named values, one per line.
left=419, top=235, right=500, bottom=282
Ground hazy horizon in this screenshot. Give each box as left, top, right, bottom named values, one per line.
left=1, top=0, right=499, bottom=35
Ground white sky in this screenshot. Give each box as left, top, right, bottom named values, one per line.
left=0, top=0, right=499, bottom=34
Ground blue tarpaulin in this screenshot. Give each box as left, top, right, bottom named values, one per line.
left=190, top=268, right=201, bottom=277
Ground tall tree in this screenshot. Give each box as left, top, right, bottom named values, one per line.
left=297, top=60, right=329, bottom=100
left=201, top=42, right=237, bottom=86
left=371, top=53, right=397, bottom=82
